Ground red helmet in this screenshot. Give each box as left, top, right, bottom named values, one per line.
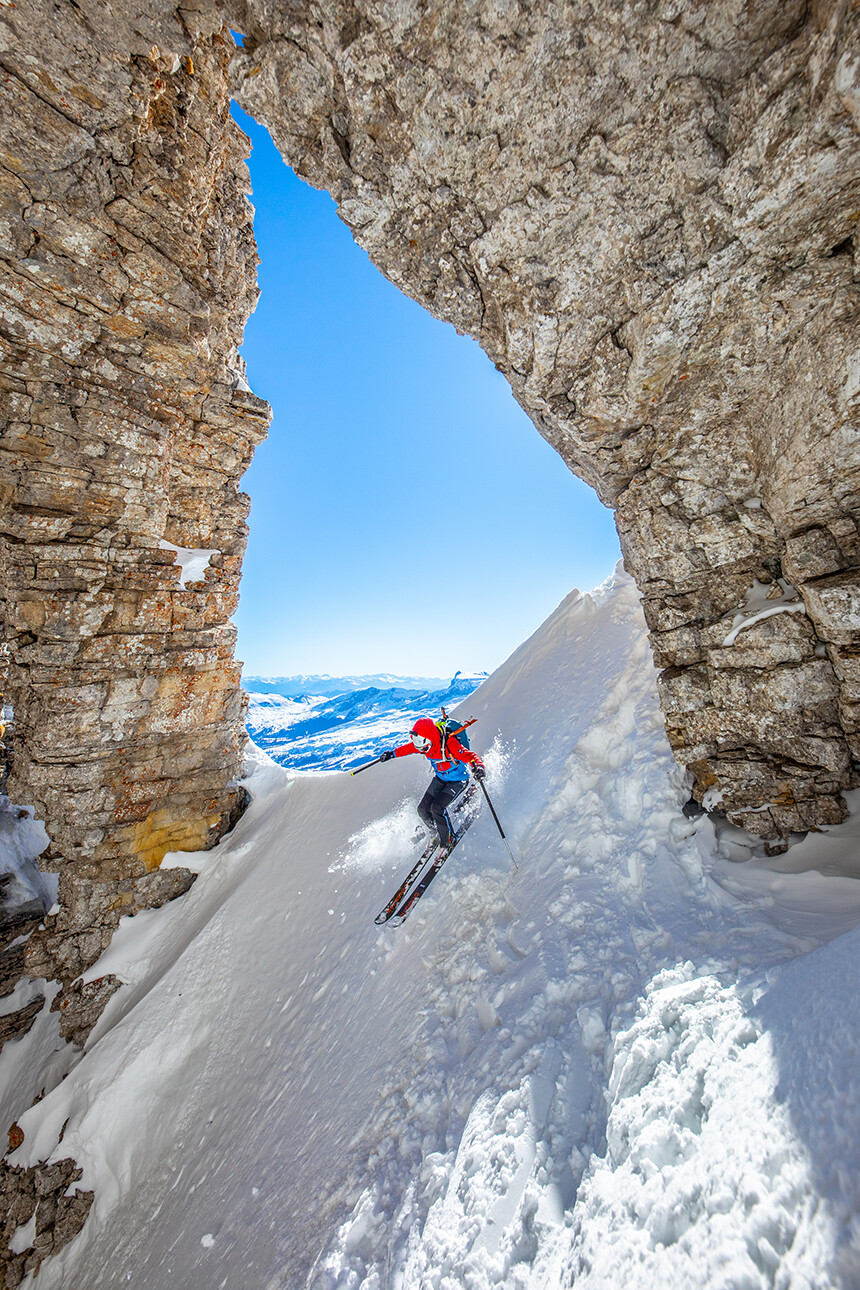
left=410, top=717, right=438, bottom=754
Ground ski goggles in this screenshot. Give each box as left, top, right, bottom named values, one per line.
left=410, top=732, right=432, bottom=752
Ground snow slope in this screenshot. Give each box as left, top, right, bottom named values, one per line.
left=7, top=567, right=860, bottom=1288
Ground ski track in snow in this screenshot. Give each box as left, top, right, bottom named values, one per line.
left=6, top=568, right=860, bottom=1289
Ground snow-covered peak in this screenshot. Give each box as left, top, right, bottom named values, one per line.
left=243, top=672, right=456, bottom=698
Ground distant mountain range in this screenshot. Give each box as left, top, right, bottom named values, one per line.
left=245, top=672, right=489, bottom=772
left=243, top=672, right=459, bottom=698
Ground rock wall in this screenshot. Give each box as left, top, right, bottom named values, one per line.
left=0, top=0, right=269, bottom=1038
left=232, top=0, right=860, bottom=845
left=0, top=1149, right=93, bottom=1288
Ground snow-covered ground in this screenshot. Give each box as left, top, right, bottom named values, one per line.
left=5, top=567, right=860, bottom=1288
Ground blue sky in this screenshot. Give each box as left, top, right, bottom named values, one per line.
left=231, top=105, right=621, bottom=679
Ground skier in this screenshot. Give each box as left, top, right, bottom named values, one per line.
left=379, top=717, right=485, bottom=849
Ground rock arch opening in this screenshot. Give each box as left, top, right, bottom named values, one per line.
left=230, top=0, right=860, bottom=849
left=230, top=102, right=620, bottom=687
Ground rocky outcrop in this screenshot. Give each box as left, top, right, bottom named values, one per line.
left=232, top=0, right=860, bottom=845
left=0, top=1150, right=93, bottom=1287
left=0, top=0, right=270, bottom=1036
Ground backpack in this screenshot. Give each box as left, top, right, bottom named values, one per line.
left=435, top=716, right=471, bottom=756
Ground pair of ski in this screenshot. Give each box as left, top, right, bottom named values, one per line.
left=375, top=786, right=479, bottom=927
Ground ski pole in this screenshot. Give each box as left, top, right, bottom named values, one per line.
left=477, top=778, right=518, bottom=870
left=350, top=755, right=386, bottom=776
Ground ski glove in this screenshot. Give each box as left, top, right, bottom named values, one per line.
left=379, top=750, right=395, bottom=762
left=472, top=763, right=486, bottom=780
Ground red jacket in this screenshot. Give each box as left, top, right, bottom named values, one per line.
left=394, top=718, right=483, bottom=781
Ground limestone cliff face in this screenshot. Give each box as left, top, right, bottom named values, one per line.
left=0, top=0, right=269, bottom=1041
left=232, top=0, right=860, bottom=845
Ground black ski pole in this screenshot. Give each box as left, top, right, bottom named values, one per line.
left=477, top=778, right=518, bottom=870
left=350, top=755, right=385, bottom=776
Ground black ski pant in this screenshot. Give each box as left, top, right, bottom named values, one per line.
left=418, top=776, right=467, bottom=846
